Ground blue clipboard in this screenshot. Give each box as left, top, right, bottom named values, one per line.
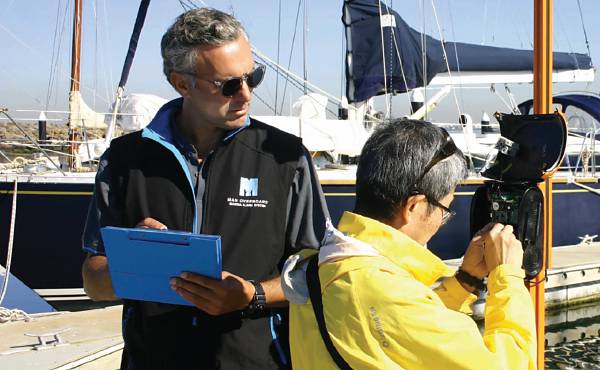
left=100, top=226, right=222, bottom=306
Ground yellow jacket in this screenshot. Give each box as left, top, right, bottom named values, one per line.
left=283, top=212, right=536, bottom=370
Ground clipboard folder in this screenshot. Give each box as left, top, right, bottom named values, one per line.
left=100, top=226, right=222, bottom=306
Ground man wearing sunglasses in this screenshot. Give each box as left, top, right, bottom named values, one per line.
left=283, top=120, right=536, bottom=370
left=82, top=8, right=329, bottom=370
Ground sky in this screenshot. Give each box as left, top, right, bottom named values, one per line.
left=1, top=0, right=599, bottom=123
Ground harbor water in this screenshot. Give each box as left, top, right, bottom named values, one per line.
left=545, top=301, right=600, bottom=369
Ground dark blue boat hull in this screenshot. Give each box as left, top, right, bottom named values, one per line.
left=1, top=179, right=599, bottom=292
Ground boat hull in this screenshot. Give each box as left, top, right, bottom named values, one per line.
left=1, top=176, right=599, bottom=297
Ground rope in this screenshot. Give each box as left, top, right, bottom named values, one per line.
left=0, top=308, right=32, bottom=323
left=0, top=157, right=46, bottom=171
left=0, top=179, right=31, bottom=324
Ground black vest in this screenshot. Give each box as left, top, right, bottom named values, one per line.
left=107, top=119, right=303, bottom=370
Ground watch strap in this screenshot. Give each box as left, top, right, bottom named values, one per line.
left=455, top=269, right=486, bottom=293
left=241, top=280, right=266, bottom=319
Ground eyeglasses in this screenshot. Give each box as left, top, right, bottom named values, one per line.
left=188, top=63, right=266, bottom=97
left=410, top=129, right=460, bottom=226
left=426, top=196, right=456, bottom=225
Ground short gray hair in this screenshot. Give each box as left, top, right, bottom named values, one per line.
left=355, top=119, right=467, bottom=221
left=161, top=8, right=246, bottom=85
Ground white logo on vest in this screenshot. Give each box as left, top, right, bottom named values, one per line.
left=227, top=177, right=269, bottom=208
left=239, top=177, right=258, bottom=197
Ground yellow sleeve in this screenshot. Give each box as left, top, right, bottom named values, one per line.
left=344, top=267, right=537, bottom=370
left=482, top=264, right=537, bottom=370
left=434, top=276, right=478, bottom=314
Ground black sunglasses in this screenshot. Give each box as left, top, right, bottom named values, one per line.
left=189, top=63, right=266, bottom=97
left=410, top=129, right=459, bottom=225
left=412, top=130, right=459, bottom=188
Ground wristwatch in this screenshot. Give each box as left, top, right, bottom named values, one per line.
left=241, top=280, right=266, bottom=319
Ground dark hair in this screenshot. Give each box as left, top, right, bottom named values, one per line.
left=354, top=119, right=467, bottom=221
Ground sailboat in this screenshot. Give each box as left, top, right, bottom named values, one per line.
left=1, top=0, right=599, bottom=304
left=256, top=0, right=600, bottom=261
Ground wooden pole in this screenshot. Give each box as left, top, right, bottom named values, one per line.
left=69, top=0, right=82, bottom=168
left=70, top=0, right=82, bottom=94
left=532, top=0, right=553, bottom=368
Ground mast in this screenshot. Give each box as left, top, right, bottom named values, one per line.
left=105, top=0, right=151, bottom=145
left=532, top=0, right=552, bottom=367
left=68, top=0, right=82, bottom=168
left=70, top=0, right=82, bottom=96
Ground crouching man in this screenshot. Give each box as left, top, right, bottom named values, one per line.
left=283, top=119, right=536, bottom=370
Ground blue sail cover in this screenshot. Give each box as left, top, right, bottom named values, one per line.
left=343, top=0, right=593, bottom=103
left=117, top=0, right=151, bottom=88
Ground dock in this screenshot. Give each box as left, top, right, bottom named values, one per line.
left=0, top=305, right=122, bottom=370
left=0, top=244, right=599, bottom=369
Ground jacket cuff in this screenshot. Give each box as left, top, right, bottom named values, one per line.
left=441, top=276, right=478, bottom=313
left=488, top=264, right=525, bottom=290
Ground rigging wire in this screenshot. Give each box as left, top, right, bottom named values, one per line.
left=491, top=0, right=501, bottom=43
left=99, top=0, right=114, bottom=104
left=302, top=0, right=308, bottom=95
left=490, top=84, right=518, bottom=113
left=0, top=1, right=110, bottom=108
left=481, top=0, right=488, bottom=45
left=508, top=7, right=526, bottom=49
left=255, top=53, right=339, bottom=117
left=446, top=0, right=464, bottom=112
left=279, top=0, right=303, bottom=115
left=45, top=0, right=66, bottom=110
left=555, top=6, right=576, bottom=63
left=377, top=0, right=390, bottom=118
left=93, top=0, right=99, bottom=112
left=576, top=0, right=592, bottom=57
left=419, top=0, right=428, bottom=119
left=383, top=3, right=413, bottom=112
left=102, top=0, right=113, bottom=103
left=275, top=0, right=282, bottom=114
left=388, top=0, right=394, bottom=117
left=430, top=0, right=474, bottom=171
left=252, top=92, right=277, bottom=115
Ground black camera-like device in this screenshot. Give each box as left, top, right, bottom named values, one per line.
left=470, top=112, right=567, bottom=278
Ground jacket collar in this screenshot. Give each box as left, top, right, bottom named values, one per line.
left=337, top=211, right=452, bottom=286
left=143, top=97, right=250, bottom=146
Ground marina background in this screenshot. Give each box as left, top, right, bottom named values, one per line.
left=1, top=0, right=600, bottom=121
